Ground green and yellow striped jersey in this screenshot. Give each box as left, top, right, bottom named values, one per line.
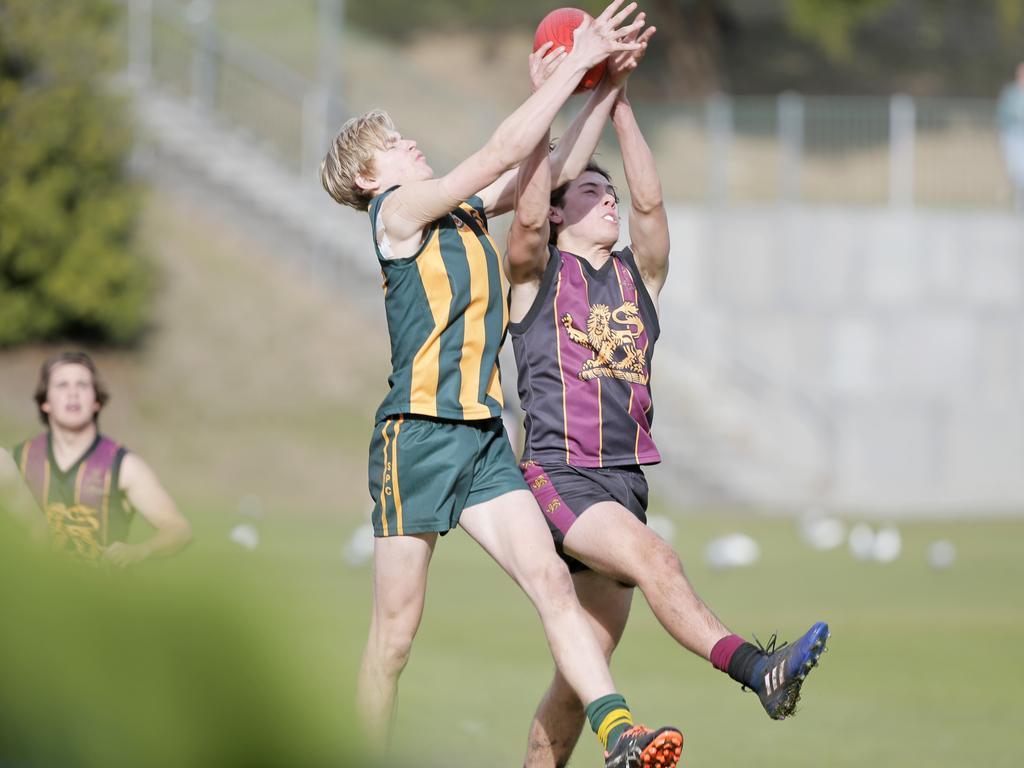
left=369, top=188, right=508, bottom=422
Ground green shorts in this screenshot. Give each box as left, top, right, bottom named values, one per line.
left=368, top=415, right=528, bottom=538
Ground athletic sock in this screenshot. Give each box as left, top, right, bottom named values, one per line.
left=710, top=634, right=746, bottom=673
left=723, top=639, right=765, bottom=689
left=586, top=693, right=634, bottom=751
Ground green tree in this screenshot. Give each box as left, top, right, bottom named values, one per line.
left=344, top=0, right=1024, bottom=96
left=784, top=0, right=1024, bottom=60
left=783, top=0, right=894, bottom=60
left=0, top=0, right=149, bottom=347
left=346, top=0, right=560, bottom=37
left=343, top=0, right=731, bottom=95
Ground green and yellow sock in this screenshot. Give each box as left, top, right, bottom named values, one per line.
left=585, top=693, right=634, bottom=751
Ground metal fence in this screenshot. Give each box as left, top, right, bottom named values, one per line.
left=126, top=0, right=1015, bottom=209
left=130, top=0, right=338, bottom=177
left=639, top=93, right=1009, bottom=207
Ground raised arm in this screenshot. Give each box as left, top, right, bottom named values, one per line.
left=551, top=15, right=655, bottom=187
left=483, top=81, right=624, bottom=219
left=382, top=0, right=644, bottom=241
left=482, top=14, right=652, bottom=218
left=506, top=133, right=553, bottom=313
left=104, top=453, right=192, bottom=567
left=477, top=42, right=565, bottom=218
left=613, top=89, right=669, bottom=298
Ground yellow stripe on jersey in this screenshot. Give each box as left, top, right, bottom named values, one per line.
left=391, top=416, right=404, bottom=535
left=454, top=212, right=489, bottom=417
left=410, top=233, right=452, bottom=417
left=554, top=269, right=570, bottom=464
left=73, top=463, right=85, bottom=505
left=101, top=468, right=112, bottom=546
left=42, top=458, right=51, bottom=505
left=568, top=257, right=592, bottom=461
left=615, top=263, right=644, bottom=464
left=629, top=389, right=641, bottom=463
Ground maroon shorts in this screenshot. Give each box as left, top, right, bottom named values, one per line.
left=519, top=460, right=648, bottom=573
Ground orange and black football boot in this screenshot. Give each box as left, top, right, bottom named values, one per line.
left=604, top=725, right=683, bottom=768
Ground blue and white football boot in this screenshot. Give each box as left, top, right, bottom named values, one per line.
left=751, top=621, right=830, bottom=720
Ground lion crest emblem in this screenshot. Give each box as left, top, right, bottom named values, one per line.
left=45, top=502, right=103, bottom=561
left=561, top=302, right=648, bottom=384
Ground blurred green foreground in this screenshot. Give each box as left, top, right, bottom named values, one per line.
left=2, top=504, right=1023, bottom=768
left=0, top=508, right=365, bottom=768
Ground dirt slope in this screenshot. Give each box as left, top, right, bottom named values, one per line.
left=0, top=183, right=390, bottom=519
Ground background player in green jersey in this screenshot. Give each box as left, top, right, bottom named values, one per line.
left=320, top=4, right=685, bottom=767
left=507, top=19, right=830, bottom=768
left=12, top=352, right=192, bottom=566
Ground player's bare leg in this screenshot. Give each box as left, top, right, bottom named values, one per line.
left=463, top=492, right=681, bottom=766
left=525, top=570, right=632, bottom=768
left=459, top=490, right=619, bottom=706
left=562, top=502, right=829, bottom=720
left=357, top=532, right=436, bottom=749
left=563, top=501, right=731, bottom=658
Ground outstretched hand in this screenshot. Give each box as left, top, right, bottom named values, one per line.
left=568, top=0, right=645, bottom=71
left=530, top=41, right=568, bottom=92
left=607, top=16, right=656, bottom=88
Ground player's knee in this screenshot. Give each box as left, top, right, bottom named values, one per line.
left=644, top=537, right=685, bottom=582
left=379, top=635, right=414, bottom=675
left=523, top=555, right=575, bottom=609
left=372, top=620, right=417, bottom=674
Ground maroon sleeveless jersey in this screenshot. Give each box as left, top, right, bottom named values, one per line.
left=510, top=246, right=661, bottom=468
left=13, top=433, right=132, bottom=560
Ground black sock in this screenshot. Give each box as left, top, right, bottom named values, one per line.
left=726, top=642, right=764, bottom=688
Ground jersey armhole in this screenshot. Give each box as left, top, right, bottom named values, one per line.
left=369, top=186, right=438, bottom=266
left=465, top=195, right=488, bottom=227
left=618, top=247, right=661, bottom=340
left=508, top=245, right=561, bottom=335
left=111, top=447, right=136, bottom=517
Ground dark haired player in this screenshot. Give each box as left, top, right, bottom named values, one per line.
left=505, top=29, right=829, bottom=768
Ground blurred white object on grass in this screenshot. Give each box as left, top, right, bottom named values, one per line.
left=228, top=523, right=259, bottom=551
left=872, top=525, right=902, bottom=562
left=928, top=539, right=956, bottom=570
left=799, top=511, right=846, bottom=551
left=343, top=523, right=375, bottom=567
left=705, top=533, right=760, bottom=570
left=848, top=523, right=876, bottom=560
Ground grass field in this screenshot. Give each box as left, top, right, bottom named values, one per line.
left=101, top=508, right=1024, bottom=767
left=4, top=500, right=1021, bottom=767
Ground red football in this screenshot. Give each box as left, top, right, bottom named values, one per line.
left=533, top=7, right=608, bottom=93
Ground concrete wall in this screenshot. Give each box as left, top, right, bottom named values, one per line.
left=653, top=205, right=1024, bottom=514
